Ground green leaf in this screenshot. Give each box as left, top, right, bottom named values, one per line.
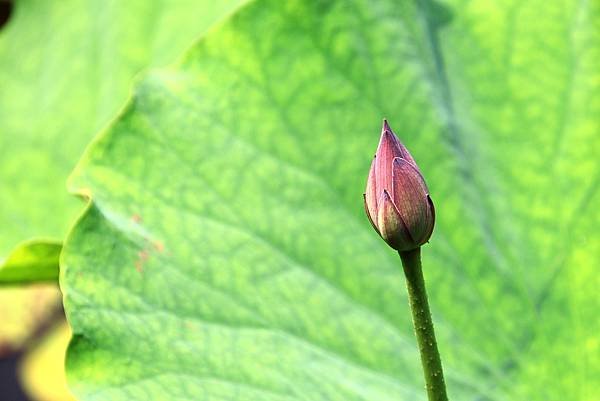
left=0, top=0, right=249, bottom=367
left=0, top=240, right=62, bottom=285
left=0, top=0, right=250, bottom=258
left=62, top=0, right=600, bottom=400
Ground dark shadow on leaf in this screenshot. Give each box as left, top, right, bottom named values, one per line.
left=0, top=1, right=13, bottom=31
left=420, top=0, right=453, bottom=31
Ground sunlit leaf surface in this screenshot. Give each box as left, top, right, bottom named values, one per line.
left=0, top=0, right=248, bottom=355
left=0, top=0, right=249, bottom=257
left=62, top=0, right=599, bottom=400
left=0, top=240, right=61, bottom=285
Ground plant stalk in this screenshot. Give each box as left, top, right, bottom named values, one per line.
left=399, top=247, right=448, bottom=401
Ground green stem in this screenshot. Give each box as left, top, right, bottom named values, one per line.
left=399, top=248, right=449, bottom=401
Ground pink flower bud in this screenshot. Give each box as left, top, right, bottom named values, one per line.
left=364, top=120, right=435, bottom=251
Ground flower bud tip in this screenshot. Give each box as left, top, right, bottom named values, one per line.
left=364, top=120, right=435, bottom=251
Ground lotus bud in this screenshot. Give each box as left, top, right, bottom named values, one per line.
left=364, top=120, right=435, bottom=251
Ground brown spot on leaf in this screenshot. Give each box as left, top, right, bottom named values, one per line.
left=134, top=260, right=144, bottom=274
left=153, top=241, right=165, bottom=253
left=134, top=250, right=149, bottom=273
left=134, top=239, right=166, bottom=273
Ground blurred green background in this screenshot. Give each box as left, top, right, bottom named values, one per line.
left=1, top=0, right=598, bottom=400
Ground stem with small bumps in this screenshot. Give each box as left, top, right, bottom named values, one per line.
left=399, top=248, right=449, bottom=401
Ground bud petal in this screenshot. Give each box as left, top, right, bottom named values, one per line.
left=382, top=119, right=416, bottom=167
left=364, top=157, right=378, bottom=228
left=374, top=134, right=397, bottom=198
left=377, top=189, right=414, bottom=251
left=363, top=194, right=379, bottom=233
left=392, top=157, right=432, bottom=244
left=422, top=195, right=435, bottom=244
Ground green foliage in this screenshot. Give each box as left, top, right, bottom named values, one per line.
left=61, top=0, right=600, bottom=400
left=0, top=0, right=249, bottom=258
left=0, top=240, right=61, bottom=285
